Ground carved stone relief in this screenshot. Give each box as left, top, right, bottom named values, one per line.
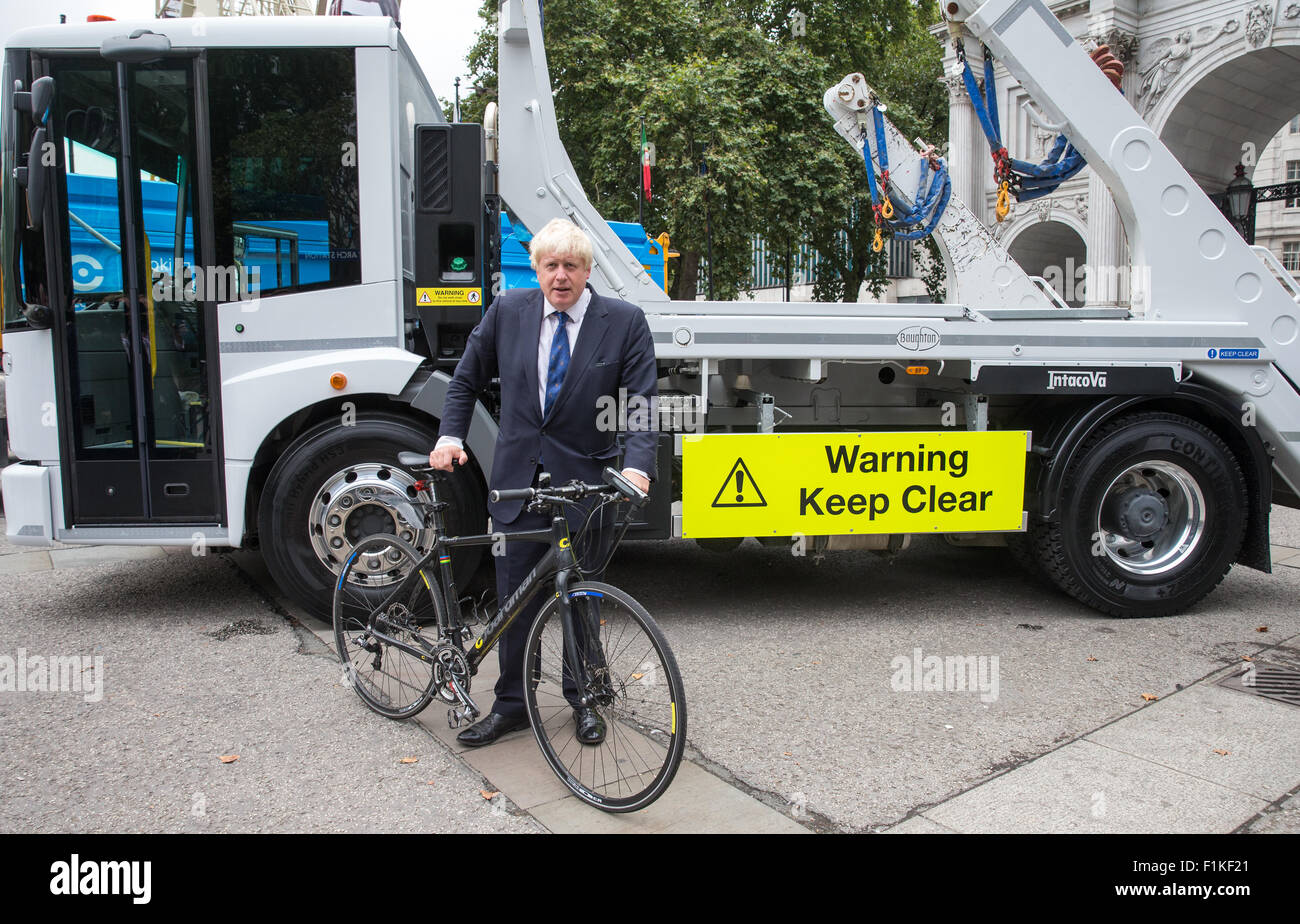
left=1136, top=18, right=1242, bottom=114
left=1089, top=28, right=1139, bottom=62
left=1245, top=2, right=1277, bottom=47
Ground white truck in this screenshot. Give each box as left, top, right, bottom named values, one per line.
left=2, top=0, right=1297, bottom=618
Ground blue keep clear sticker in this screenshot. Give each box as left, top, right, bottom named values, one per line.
left=1208, top=348, right=1260, bottom=360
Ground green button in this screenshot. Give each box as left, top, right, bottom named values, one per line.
left=450, top=257, right=468, bottom=271
left=235, top=324, right=245, bottom=333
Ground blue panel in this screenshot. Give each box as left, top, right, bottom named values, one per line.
left=499, top=214, right=664, bottom=292
left=67, top=172, right=331, bottom=299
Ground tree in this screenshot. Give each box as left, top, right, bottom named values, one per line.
left=734, top=0, right=948, bottom=301
left=460, top=0, right=948, bottom=302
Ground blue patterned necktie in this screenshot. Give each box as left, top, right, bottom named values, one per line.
left=543, top=310, right=570, bottom=417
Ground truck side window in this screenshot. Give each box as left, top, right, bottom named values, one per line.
left=207, top=48, right=360, bottom=298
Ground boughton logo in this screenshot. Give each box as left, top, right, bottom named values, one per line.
left=1047, top=369, right=1108, bottom=390
left=897, top=326, right=940, bottom=351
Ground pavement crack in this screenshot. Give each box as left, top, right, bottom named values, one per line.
left=222, top=557, right=334, bottom=660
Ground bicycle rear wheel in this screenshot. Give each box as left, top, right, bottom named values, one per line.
left=332, top=534, right=443, bottom=719
left=523, top=581, right=686, bottom=812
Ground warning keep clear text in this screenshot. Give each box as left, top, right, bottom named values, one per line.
left=800, top=443, right=992, bottom=519
left=680, top=431, right=1028, bottom=539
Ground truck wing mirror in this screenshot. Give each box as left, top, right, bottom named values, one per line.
left=29, top=76, right=54, bottom=126
left=24, top=127, right=49, bottom=231
left=100, top=30, right=172, bottom=63
left=13, top=76, right=55, bottom=126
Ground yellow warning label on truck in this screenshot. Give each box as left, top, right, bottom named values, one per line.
left=681, top=431, right=1028, bottom=538
left=415, top=287, right=483, bottom=307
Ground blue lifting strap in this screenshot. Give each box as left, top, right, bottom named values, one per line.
left=960, top=44, right=1087, bottom=202
left=860, top=103, right=952, bottom=242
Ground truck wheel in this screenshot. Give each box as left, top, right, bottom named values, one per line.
left=1004, top=531, right=1052, bottom=585
left=1034, top=412, right=1246, bottom=617
left=258, top=413, right=485, bottom=618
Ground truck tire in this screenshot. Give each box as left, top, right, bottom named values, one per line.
left=1004, top=531, right=1052, bottom=585
left=258, top=413, right=485, bottom=618
left=1033, top=412, right=1246, bottom=617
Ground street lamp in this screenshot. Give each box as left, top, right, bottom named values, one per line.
left=1226, top=163, right=1254, bottom=242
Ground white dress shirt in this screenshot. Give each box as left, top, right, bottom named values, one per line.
left=537, top=288, right=590, bottom=412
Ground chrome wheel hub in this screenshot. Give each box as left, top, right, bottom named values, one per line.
left=310, top=463, right=430, bottom=584
left=1096, top=461, right=1206, bottom=576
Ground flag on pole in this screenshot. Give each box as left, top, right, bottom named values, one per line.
left=641, top=123, right=652, bottom=201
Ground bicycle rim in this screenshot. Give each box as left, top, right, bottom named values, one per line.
left=523, top=581, right=686, bottom=812
left=332, top=534, right=442, bottom=719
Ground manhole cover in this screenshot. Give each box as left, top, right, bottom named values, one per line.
left=1214, top=662, right=1300, bottom=708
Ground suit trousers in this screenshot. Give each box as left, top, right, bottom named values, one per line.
left=490, top=493, right=613, bottom=720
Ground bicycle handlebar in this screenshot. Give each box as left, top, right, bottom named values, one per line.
left=491, top=468, right=647, bottom=508
left=489, top=486, right=536, bottom=502
left=401, top=450, right=648, bottom=509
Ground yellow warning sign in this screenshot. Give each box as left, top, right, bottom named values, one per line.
left=682, top=431, right=1028, bottom=538
left=416, top=287, right=483, bottom=307
left=712, top=458, right=766, bottom=508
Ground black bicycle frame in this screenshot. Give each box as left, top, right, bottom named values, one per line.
left=440, top=514, right=582, bottom=674
left=355, top=506, right=591, bottom=687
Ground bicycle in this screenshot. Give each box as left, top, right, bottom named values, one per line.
left=331, top=453, right=687, bottom=813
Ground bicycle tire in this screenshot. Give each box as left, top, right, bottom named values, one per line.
left=332, top=534, right=444, bottom=719
left=522, top=581, right=686, bottom=812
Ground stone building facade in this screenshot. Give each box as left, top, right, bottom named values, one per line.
left=942, top=0, right=1300, bottom=306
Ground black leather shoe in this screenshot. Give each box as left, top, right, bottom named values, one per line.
left=456, top=712, right=528, bottom=747
left=574, top=707, right=606, bottom=745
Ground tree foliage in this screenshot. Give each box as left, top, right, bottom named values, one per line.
left=461, top=0, right=946, bottom=301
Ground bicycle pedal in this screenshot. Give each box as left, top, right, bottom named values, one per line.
left=446, top=704, right=479, bottom=729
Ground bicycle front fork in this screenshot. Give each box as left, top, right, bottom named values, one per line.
left=555, top=570, right=605, bottom=709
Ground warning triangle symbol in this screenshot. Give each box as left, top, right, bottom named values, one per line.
left=711, top=457, right=767, bottom=508
left=418, top=291, right=432, bottom=304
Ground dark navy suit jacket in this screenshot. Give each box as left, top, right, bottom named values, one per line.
left=438, top=285, right=659, bottom=524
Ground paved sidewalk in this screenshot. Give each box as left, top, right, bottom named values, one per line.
left=885, top=657, right=1300, bottom=833
left=230, top=551, right=808, bottom=834
left=881, top=544, right=1300, bottom=834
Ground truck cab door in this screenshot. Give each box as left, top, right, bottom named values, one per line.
left=44, top=52, right=223, bottom=525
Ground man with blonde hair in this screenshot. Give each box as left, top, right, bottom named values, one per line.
left=430, top=218, right=657, bottom=747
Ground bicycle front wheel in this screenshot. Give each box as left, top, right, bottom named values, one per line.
left=332, top=534, right=443, bottom=720
left=523, top=581, right=686, bottom=812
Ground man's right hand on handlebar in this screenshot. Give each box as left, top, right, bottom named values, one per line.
left=428, top=444, right=468, bottom=471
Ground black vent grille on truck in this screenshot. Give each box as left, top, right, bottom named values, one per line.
left=419, top=129, right=451, bottom=212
